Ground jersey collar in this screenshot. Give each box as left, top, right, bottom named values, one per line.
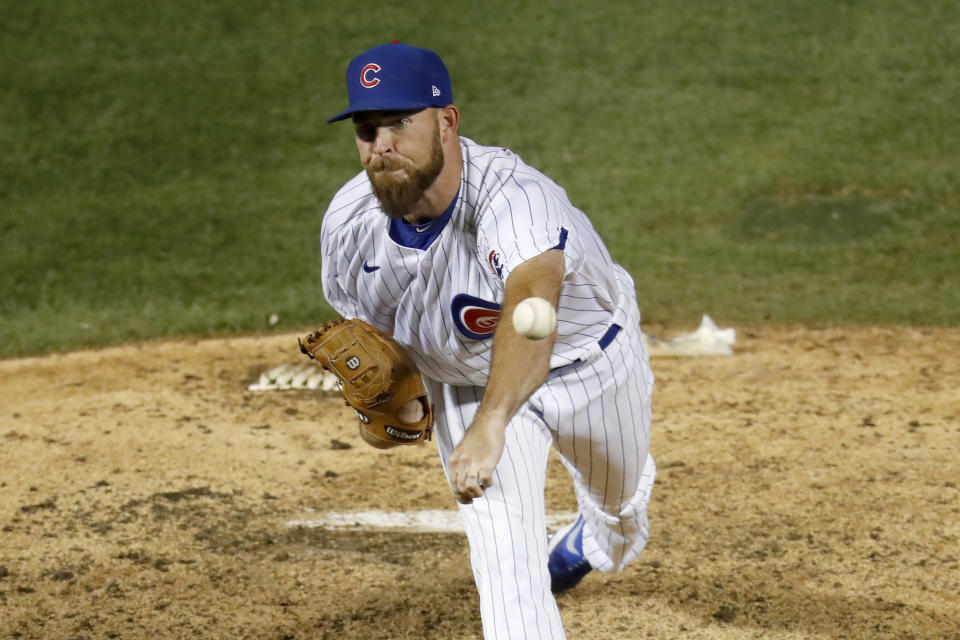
left=387, top=188, right=460, bottom=250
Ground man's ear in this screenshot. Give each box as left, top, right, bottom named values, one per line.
left=438, top=105, right=460, bottom=140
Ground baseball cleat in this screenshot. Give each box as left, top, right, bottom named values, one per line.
left=547, top=514, right=592, bottom=593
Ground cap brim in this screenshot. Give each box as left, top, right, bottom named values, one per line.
left=326, top=98, right=439, bottom=123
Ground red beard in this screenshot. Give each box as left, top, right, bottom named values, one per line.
left=366, top=126, right=444, bottom=219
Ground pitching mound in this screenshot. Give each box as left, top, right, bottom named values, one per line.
left=0, top=326, right=957, bottom=639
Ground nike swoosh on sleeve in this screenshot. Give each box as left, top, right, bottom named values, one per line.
left=362, top=261, right=381, bottom=273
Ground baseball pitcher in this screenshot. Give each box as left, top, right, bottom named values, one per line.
left=306, top=42, right=656, bottom=639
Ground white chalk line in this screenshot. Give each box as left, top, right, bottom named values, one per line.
left=286, top=509, right=579, bottom=534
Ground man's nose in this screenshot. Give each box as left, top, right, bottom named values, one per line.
left=371, top=127, right=394, bottom=155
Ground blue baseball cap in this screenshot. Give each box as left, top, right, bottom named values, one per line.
left=327, top=42, right=453, bottom=123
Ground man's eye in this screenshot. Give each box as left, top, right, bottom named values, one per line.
left=394, top=118, right=410, bottom=128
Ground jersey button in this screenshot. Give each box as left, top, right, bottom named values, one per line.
left=422, top=258, right=432, bottom=267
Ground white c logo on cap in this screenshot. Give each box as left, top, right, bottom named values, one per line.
left=360, top=63, right=381, bottom=88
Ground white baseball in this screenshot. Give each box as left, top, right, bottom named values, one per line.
left=512, top=297, right=557, bottom=340
left=398, top=399, right=425, bottom=424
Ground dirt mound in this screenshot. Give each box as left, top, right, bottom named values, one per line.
left=1, top=326, right=957, bottom=639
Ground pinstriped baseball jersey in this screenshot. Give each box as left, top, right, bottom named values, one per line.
left=321, top=136, right=638, bottom=384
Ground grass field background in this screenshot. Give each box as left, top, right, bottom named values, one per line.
left=2, top=0, right=958, bottom=358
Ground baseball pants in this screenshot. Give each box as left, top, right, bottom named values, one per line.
left=427, top=321, right=656, bottom=640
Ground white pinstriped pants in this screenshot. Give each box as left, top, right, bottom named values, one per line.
left=427, top=322, right=656, bottom=639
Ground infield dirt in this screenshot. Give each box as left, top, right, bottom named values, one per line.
left=1, top=326, right=957, bottom=639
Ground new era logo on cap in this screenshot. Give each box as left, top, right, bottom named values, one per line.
left=327, top=42, right=453, bottom=123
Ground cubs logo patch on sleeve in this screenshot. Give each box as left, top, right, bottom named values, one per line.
left=488, top=250, right=504, bottom=279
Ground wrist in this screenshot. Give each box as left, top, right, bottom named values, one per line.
left=472, top=406, right=511, bottom=432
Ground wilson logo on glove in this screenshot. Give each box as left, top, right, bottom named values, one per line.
left=385, top=425, right=422, bottom=440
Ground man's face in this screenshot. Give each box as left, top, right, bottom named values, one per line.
left=353, top=109, right=444, bottom=219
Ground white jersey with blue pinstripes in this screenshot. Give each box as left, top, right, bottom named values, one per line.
left=320, top=136, right=637, bottom=387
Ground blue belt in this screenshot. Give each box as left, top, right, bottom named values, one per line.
left=597, top=324, right=621, bottom=350
left=548, top=324, right=622, bottom=377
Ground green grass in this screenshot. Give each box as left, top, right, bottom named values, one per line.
left=2, top=0, right=958, bottom=357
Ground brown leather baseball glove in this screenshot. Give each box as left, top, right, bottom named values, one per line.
left=298, top=318, right=433, bottom=449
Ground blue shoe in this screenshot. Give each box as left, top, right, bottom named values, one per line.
left=547, top=515, right=592, bottom=593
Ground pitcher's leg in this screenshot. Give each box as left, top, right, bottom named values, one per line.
left=427, top=380, right=566, bottom=639
left=560, top=451, right=656, bottom=572
left=537, top=328, right=656, bottom=573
